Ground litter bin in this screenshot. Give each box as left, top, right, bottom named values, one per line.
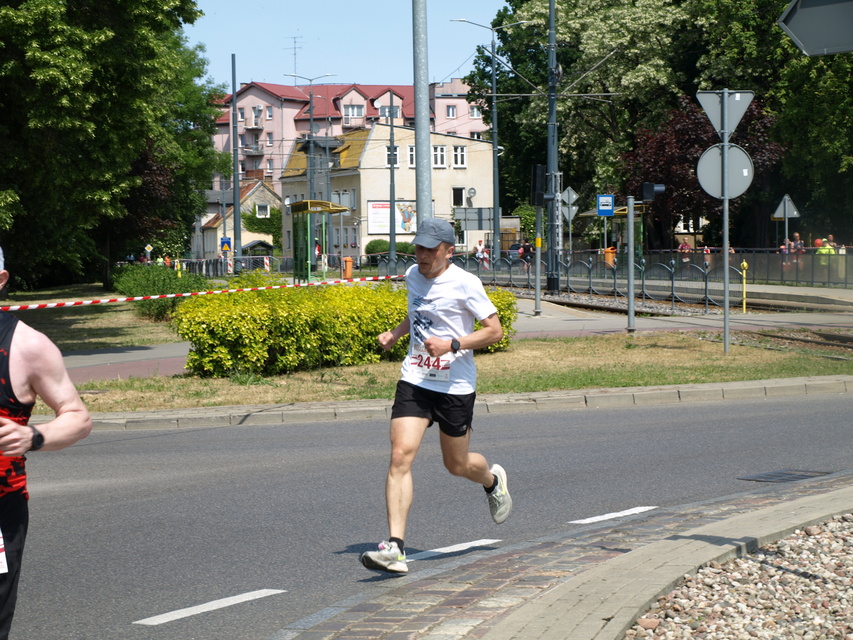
left=603, top=246, right=617, bottom=267
left=343, top=256, right=353, bottom=279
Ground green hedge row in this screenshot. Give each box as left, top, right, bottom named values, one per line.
left=171, top=273, right=517, bottom=377
left=113, top=264, right=211, bottom=321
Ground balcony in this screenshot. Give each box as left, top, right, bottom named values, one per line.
left=242, top=145, right=265, bottom=156
left=244, top=119, right=264, bottom=131
left=342, top=116, right=364, bottom=129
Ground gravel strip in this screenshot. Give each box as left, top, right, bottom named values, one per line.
left=623, top=514, right=853, bottom=639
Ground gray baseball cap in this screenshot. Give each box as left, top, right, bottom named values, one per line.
left=412, top=217, right=455, bottom=248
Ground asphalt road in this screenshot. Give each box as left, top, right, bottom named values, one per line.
left=13, top=393, right=853, bottom=640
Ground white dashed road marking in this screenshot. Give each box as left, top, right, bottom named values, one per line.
left=568, top=506, right=658, bottom=524
left=408, top=538, right=502, bottom=562
left=133, top=589, right=287, bottom=626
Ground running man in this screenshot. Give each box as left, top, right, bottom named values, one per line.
left=361, top=217, right=512, bottom=574
left=0, top=250, right=92, bottom=639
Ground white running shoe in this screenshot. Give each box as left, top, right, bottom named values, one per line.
left=487, top=464, right=513, bottom=524
left=360, top=540, right=408, bottom=573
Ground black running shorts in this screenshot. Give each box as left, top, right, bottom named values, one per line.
left=391, top=380, right=476, bottom=437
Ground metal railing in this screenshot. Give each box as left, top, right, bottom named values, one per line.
left=377, top=249, right=852, bottom=310
left=176, top=249, right=851, bottom=308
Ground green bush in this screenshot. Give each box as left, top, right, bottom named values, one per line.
left=112, top=264, right=211, bottom=321
left=480, top=287, right=517, bottom=353
left=172, top=275, right=517, bottom=377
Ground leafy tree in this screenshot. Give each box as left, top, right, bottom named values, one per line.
left=622, top=96, right=784, bottom=249
left=242, top=206, right=283, bottom=249
left=0, top=0, right=227, bottom=288
left=511, top=203, right=537, bottom=240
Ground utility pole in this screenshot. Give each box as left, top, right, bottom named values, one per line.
left=231, top=54, right=242, bottom=273
left=412, top=0, right=432, bottom=225
left=451, top=18, right=528, bottom=264
left=285, top=72, right=334, bottom=271
left=545, top=0, right=560, bottom=293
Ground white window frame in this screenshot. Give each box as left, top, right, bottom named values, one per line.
left=470, top=105, right=482, bottom=119
left=266, top=106, right=273, bottom=120
left=470, top=131, right=483, bottom=140
left=343, top=104, right=364, bottom=117
left=266, top=132, right=274, bottom=146
left=379, top=105, right=399, bottom=119
left=256, top=203, right=270, bottom=218
left=238, top=107, right=245, bottom=121
left=452, top=145, right=467, bottom=168
left=432, top=145, right=446, bottom=168
left=446, top=105, right=457, bottom=119
left=386, top=145, right=400, bottom=168
left=408, top=145, right=416, bottom=168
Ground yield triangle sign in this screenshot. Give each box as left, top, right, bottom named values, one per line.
left=772, top=194, right=800, bottom=220
left=696, top=90, right=754, bottom=140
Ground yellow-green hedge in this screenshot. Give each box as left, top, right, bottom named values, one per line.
left=172, top=274, right=516, bottom=377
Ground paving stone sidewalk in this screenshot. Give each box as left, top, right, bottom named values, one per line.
left=262, top=470, right=853, bottom=640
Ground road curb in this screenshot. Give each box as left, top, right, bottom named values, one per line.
left=30, top=375, right=853, bottom=430
left=480, top=483, right=853, bottom=640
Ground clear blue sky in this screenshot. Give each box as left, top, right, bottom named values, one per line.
left=183, top=0, right=510, bottom=89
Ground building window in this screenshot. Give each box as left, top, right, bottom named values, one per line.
left=238, top=107, right=245, bottom=121
left=446, top=105, right=457, bottom=119
left=266, top=132, right=274, bottom=146
left=453, top=146, right=467, bottom=168
left=266, top=106, right=273, bottom=120
left=386, top=145, right=399, bottom=167
left=379, top=105, right=399, bottom=119
left=286, top=230, right=291, bottom=250
left=432, top=145, right=446, bottom=168
left=452, top=187, right=465, bottom=207
left=470, top=131, right=483, bottom=140
left=266, top=159, right=274, bottom=172
left=408, top=145, right=416, bottom=168
left=239, top=133, right=246, bottom=148
left=256, top=204, right=270, bottom=218
left=470, top=105, right=482, bottom=119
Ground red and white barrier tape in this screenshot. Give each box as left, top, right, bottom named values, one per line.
left=1, top=274, right=405, bottom=312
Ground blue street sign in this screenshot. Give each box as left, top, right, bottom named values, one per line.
left=597, top=195, right=615, bottom=217
left=220, top=237, right=232, bottom=252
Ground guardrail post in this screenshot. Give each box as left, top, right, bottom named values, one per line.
left=670, top=259, right=676, bottom=312
left=741, top=259, right=749, bottom=312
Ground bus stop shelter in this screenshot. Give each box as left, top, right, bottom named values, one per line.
left=290, top=200, right=350, bottom=282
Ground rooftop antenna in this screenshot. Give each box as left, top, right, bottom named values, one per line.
left=284, top=36, right=304, bottom=80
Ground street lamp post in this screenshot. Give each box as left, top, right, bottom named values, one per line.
left=285, top=73, right=335, bottom=271
left=452, top=18, right=527, bottom=264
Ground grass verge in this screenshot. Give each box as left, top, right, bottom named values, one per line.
left=11, top=285, right=852, bottom=415
left=63, top=331, right=853, bottom=415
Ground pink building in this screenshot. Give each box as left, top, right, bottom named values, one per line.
left=210, top=79, right=490, bottom=196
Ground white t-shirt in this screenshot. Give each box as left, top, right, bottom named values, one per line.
left=400, top=263, right=498, bottom=395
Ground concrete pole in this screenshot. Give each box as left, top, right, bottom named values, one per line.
left=231, top=54, right=242, bottom=272
left=412, top=0, right=432, bottom=225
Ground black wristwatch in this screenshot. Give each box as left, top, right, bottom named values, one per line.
left=28, top=425, right=45, bottom=451
left=450, top=338, right=461, bottom=354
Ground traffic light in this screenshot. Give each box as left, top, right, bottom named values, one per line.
left=530, top=164, right=546, bottom=207
left=642, top=182, right=665, bottom=202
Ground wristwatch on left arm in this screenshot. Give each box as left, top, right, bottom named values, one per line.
left=28, top=424, right=45, bottom=451
left=450, top=338, right=461, bottom=354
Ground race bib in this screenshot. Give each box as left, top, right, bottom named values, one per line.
left=0, top=527, right=7, bottom=574
left=409, top=343, right=451, bottom=382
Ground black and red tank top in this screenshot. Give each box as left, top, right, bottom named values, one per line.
left=0, top=312, right=35, bottom=499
